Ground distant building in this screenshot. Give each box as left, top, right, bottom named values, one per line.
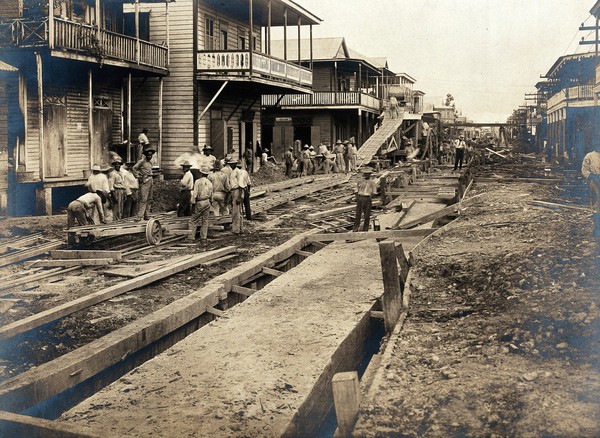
left=433, top=105, right=456, bottom=124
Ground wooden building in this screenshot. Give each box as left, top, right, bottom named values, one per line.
left=0, top=0, right=170, bottom=215
left=540, top=52, right=596, bottom=164
left=131, top=0, right=320, bottom=178
left=261, top=37, right=388, bottom=159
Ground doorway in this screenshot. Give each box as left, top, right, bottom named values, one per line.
left=92, top=96, right=112, bottom=166
left=43, top=95, right=67, bottom=177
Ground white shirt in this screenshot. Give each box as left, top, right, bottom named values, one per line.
left=85, top=173, right=110, bottom=193
left=228, top=167, right=241, bottom=190
left=582, top=151, right=600, bottom=179
left=180, top=170, right=194, bottom=191
left=238, top=168, right=251, bottom=189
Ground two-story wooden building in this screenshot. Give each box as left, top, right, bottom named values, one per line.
left=0, top=0, right=171, bottom=215
left=130, top=0, right=320, bottom=178
left=261, top=37, right=389, bottom=159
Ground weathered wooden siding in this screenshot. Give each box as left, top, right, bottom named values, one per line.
left=3, top=0, right=22, bottom=19
left=312, top=111, right=332, bottom=145
left=313, top=65, right=332, bottom=91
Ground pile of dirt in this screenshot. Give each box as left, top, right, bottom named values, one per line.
left=354, top=163, right=600, bottom=436
left=252, top=163, right=289, bottom=187
left=152, top=179, right=180, bottom=213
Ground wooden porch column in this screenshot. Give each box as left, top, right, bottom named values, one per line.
left=166, top=0, right=171, bottom=66
left=283, top=8, right=287, bottom=60
left=158, top=77, right=163, bottom=167
left=35, top=52, right=45, bottom=181
left=135, top=0, right=140, bottom=64
left=127, top=73, right=132, bottom=160
left=48, top=0, right=55, bottom=49
left=249, top=0, right=253, bottom=75
left=297, top=17, right=301, bottom=64
left=95, top=0, right=100, bottom=40
left=358, top=63, right=362, bottom=92
left=267, top=0, right=271, bottom=55
left=88, top=69, right=93, bottom=167
left=358, top=109, right=362, bottom=145
left=192, top=0, right=198, bottom=147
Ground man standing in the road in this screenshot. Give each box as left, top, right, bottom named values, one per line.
left=228, top=159, right=243, bottom=234
left=453, top=135, right=466, bottom=171
left=109, top=160, right=126, bottom=221
left=189, top=165, right=213, bottom=242
left=353, top=168, right=377, bottom=232
left=208, top=161, right=229, bottom=216
left=132, top=145, right=155, bottom=221
left=237, top=161, right=252, bottom=220
left=178, top=161, right=194, bottom=217
left=285, top=147, right=294, bottom=177
left=582, top=144, right=600, bottom=237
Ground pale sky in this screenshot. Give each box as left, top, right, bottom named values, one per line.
left=288, top=0, right=595, bottom=122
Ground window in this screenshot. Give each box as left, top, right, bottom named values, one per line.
left=221, top=29, right=228, bottom=50
left=239, top=36, right=246, bottom=50
left=205, top=16, right=216, bottom=50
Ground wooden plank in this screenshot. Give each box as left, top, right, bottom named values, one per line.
left=25, top=258, right=115, bottom=268
left=0, top=232, right=317, bottom=413
left=50, top=250, right=123, bottom=261
left=0, top=410, right=97, bottom=438
left=395, top=243, right=410, bottom=285
left=396, top=203, right=460, bottom=230
left=307, top=228, right=437, bottom=242
left=0, top=267, right=80, bottom=293
left=0, top=234, right=43, bottom=254
left=485, top=147, right=507, bottom=159
left=332, top=371, right=361, bottom=437
left=531, top=200, right=592, bottom=212
left=231, top=284, right=256, bottom=297
left=206, top=307, right=225, bottom=317
left=305, top=204, right=356, bottom=220
left=390, top=200, right=416, bottom=228
left=0, top=247, right=237, bottom=341
left=262, top=266, right=284, bottom=277
left=200, top=254, right=238, bottom=267
left=379, top=241, right=402, bottom=334
left=0, top=241, right=64, bottom=267
left=295, top=250, right=313, bottom=257
left=369, top=310, right=384, bottom=319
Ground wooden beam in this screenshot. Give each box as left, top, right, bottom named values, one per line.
left=50, top=250, right=123, bottom=261
left=396, top=203, right=460, bottom=230
left=306, top=228, right=437, bottom=242
left=0, top=241, right=63, bottom=268
left=394, top=243, right=410, bottom=285
left=0, top=410, right=96, bottom=438
left=294, top=250, right=313, bottom=257
left=369, top=310, right=384, bottom=319
left=0, top=247, right=237, bottom=341
left=262, top=266, right=283, bottom=277
left=379, top=241, right=402, bottom=334
left=36, top=52, right=44, bottom=181
left=531, top=200, right=592, bottom=212
left=231, top=284, right=256, bottom=297
left=332, top=371, right=360, bottom=436
left=206, top=307, right=225, bottom=317
left=0, top=267, right=80, bottom=293
left=25, top=259, right=115, bottom=268
left=197, top=81, right=229, bottom=123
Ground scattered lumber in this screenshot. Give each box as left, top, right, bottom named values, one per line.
left=0, top=267, right=81, bottom=293
left=531, top=200, right=592, bottom=212
left=396, top=203, right=460, bottom=230
left=25, top=259, right=115, bottom=268
left=50, top=249, right=123, bottom=261
left=306, top=228, right=436, bottom=242
left=390, top=200, right=416, bottom=228
left=0, top=240, right=63, bottom=268
left=485, top=148, right=508, bottom=159
left=0, top=246, right=237, bottom=341
left=0, top=234, right=43, bottom=255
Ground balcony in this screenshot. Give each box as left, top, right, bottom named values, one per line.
left=262, top=91, right=381, bottom=112
left=547, top=85, right=594, bottom=110
left=0, top=17, right=168, bottom=71
left=197, top=50, right=312, bottom=92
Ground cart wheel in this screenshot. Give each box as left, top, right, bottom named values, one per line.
left=145, top=219, right=163, bottom=245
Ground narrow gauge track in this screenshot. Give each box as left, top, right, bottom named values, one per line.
left=0, top=175, right=360, bottom=385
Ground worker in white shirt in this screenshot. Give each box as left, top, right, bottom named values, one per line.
left=227, top=160, right=243, bottom=234
left=208, top=161, right=229, bottom=216
left=353, top=167, right=377, bottom=232
left=189, top=165, right=213, bottom=242
left=122, top=162, right=139, bottom=218
left=67, top=191, right=107, bottom=228
left=237, top=161, right=252, bottom=220
left=582, top=143, right=600, bottom=237
left=178, top=161, right=194, bottom=217
left=453, top=135, right=466, bottom=171
left=109, top=160, right=126, bottom=221
left=85, top=164, right=110, bottom=223
left=174, top=145, right=204, bottom=182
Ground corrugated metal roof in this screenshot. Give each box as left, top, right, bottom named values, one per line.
left=0, top=60, right=17, bottom=72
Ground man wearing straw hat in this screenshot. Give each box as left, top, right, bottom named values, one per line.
left=109, top=159, right=126, bottom=221
left=353, top=167, right=377, bottom=232
left=133, top=145, right=156, bottom=221
left=208, top=160, right=229, bottom=217
left=227, top=159, right=243, bottom=234
left=189, top=165, right=213, bottom=242
left=178, top=161, right=194, bottom=217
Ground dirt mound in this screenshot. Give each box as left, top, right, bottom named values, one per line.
left=152, top=179, right=179, bottom=213
left=252, top=163, right=289, bottom=187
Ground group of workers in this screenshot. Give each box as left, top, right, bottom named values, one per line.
left=285, top=139, right=359, bottom=177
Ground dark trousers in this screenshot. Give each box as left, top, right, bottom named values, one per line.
left=67, top=201, right=88, bottom=228
left=353, top=195, right=372, bottom=232
left=178, top=190, right=192, bottom=217
left=454, top=149, right=465, bottom=170
left=243, top=186, right=252, bottom=220
left=123, top=189, right=138, bottom=218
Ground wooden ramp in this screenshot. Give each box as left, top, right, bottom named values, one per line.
left=356, top=113, right=405, bottom=168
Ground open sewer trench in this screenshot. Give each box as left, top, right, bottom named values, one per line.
left=4, top=238, right=386, bottom=438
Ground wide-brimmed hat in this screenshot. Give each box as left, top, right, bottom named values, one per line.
left=100, top=163, right=112, bottom=171
left=111, top=159, right=123, bottom=166
left=199, top=165, right=212, bottom=174
left=336, top=139, right=342, bottom=144
left=91, top=164, right=102, bottom=172
left=203, top=144, right=213, bottom=151
left=361, top=167, right=373, bottom=174
left=309, top=146, right=314, bottom=150
left=343, top=140, right=349, bottom=145
left=227, top=159, right=239, bottom=166
left=181, top=161, right=192, bottom=168
left=213, top=161, right=222, bottom=170
left=142, top=145, right=156, bottom=155
left=303, top=144, right=309, bottom=149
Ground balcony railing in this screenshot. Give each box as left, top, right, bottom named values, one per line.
left=197, top=50, right=312, bottom=88
left=0, top=17, right=167, bottom=70
left=547, top=85, right=594, bottom=109
left=262, top=91, right=381, bottom=111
